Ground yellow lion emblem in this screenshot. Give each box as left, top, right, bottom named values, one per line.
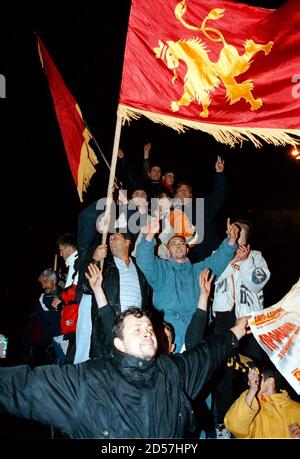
left=153, top=0, right=273, bottom=118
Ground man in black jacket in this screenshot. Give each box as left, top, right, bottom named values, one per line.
left=74, top=231, right=152, bottom=362
left=36, top=268, right=63, bottom=364
left=0, top=300, right=248, bottom=438
left=87, top=263, right=211, bottom=357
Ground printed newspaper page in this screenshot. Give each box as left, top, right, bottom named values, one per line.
left=249, top=277, right=300, bottom=394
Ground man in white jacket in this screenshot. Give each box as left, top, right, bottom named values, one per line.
left=212, top=220, right=270, bottom=438
left=213, top=221, right=270, bottom=319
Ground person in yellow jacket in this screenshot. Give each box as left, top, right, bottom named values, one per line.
left=224, top=366, right=300, bottom=438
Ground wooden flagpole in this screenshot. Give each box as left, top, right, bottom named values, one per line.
left=100, top=115, right=122, bottom=268
left=53, top=254, right=58, bottom=272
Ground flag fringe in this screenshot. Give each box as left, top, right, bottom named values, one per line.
left=77, top=128, right=99, bottom=202
left=118, top=104, right=300, bottom=148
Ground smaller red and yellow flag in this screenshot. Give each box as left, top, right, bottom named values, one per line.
left=37, top=36, right=98, bottom=201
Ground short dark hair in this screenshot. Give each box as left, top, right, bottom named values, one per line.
left=109, top=231, right=134, bottom=252
left=163, top=321, right=175, bottom=344
left=167, top=234, right=186, bottom=247
left=150, top=164, right=161, bottom=171
left=56, top=233, right=77, bottom=249
left=129, top=187, right=148, bottom=200
left=112, top=307, right=152, bottom=339
left=123, top=231, right=134, bottom=253
left=122, top=231, right=134, bottom=244
left=176, top=181, right=193, bottom=194
left=262, top=367, right=283, bottom=392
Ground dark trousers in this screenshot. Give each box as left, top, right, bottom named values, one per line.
left=213, top=310, right=236, bottom=424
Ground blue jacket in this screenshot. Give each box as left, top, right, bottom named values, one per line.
left=136, top=237, right=236, bottom=350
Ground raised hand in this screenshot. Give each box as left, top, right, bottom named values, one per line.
left=226, top=218, right=239, bottom=246
left=248, top=368, right=260, bottom=394
left=230, top=316, right=251, bottom=340
left=231, top=244, right=250, bottom=265
left=141, top=216, right=160, bottom=241
left=289, top=423, right=300, bottom=438
left=245, top=367, right=260, bottom=408
left=199, top=269, right=214, bottom=298
left=198, top=269, right=214, bottom=310
left=144, top=142, right=152, bottom=159
left=85, top=263, right=103, bottom=292
left=215, top=155, right=224, bottom=173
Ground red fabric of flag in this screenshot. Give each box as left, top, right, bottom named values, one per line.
left=37, top=36, right=98, bottom=200
left=118, top=0, right=300, bottom=146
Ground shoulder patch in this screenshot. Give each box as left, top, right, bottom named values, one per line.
left=252, top=268, right=267, bottom=284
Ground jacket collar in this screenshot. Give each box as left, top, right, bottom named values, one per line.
left=168, top=257, right=191, bottom=269
left=65, top=250, right=78, bottom=267
left=111, top=346, right=156, bottom=385
left=260, top=390, right=291, bottom=405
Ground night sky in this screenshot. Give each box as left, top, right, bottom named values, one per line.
left=1, top=0, right=300, bottom=359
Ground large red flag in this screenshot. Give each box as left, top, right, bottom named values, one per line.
left=37, top=36, right=98, bottom=201
left=118, top=0, right=300, bottom=147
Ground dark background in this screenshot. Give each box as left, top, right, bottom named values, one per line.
left=0, top=0, right=299, bottom=441
left=1, top=0, right=299, bottom=364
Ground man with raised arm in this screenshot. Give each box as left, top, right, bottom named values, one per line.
left=0, top=298, right=249, bottom=438
left=136, top=217, right=239, bottom=351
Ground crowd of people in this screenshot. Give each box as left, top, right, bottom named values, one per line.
left=1, top=143, right=299, bottom=439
